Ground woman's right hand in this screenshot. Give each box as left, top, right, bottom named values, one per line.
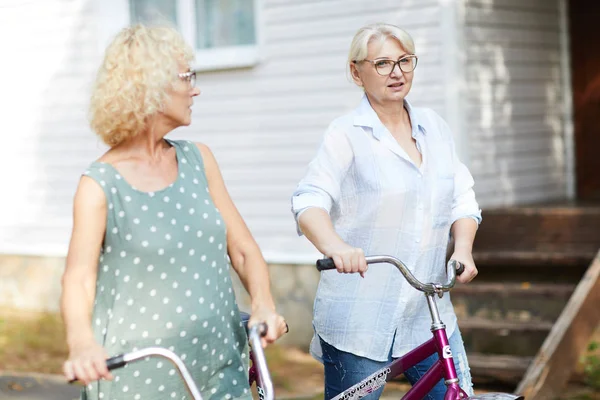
left=326, top=243, right=368, bottom=277
left=63, top=339, right=113, bottom=385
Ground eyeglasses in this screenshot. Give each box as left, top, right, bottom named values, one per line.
left=178, top=71, right=196, bottom=88
left=353, top=55, right=418, bottom=76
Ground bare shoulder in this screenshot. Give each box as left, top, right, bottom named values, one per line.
left=193, top=142, right=219, bottom=172
left=75, top=175, right=107, bottom=210
left=193, top=142, right=212, bottom=158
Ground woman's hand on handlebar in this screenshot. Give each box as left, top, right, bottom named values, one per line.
left=63, top=338, right=113, bottom=385
left=249, top=306, right=287, bottom=348
left=324, top=243, right=368, bottom=277
left=450, top=249, right=478, bottom=284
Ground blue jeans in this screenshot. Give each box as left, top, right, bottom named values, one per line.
left=320, top=328, right=473, bottom=400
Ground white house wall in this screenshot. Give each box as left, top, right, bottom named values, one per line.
left=463, top=0, right=569, bottom=206
left=0, top=1, right=106, bottom=257
left=179, top=0, right=447, bottom=262
left=0, top=0, right=448, bottom=262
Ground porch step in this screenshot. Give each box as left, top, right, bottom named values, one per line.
left=460, top=318, right=554, bottom=333
left=457, top=204, right=600, bottom=387
left=468, top=353, right=532, bottom=385
left=459, top=317, right=553, bottom=358
left=452, top=283, right=575, bottom=325
left=473, top=206, right=600, bottom=259
left=473, top=251, right=593, bottom=267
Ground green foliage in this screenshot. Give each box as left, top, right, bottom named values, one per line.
left=582, top=341, right=600, bottom=390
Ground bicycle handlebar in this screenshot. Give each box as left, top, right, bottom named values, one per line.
left=316, top=255, right=464, bottom=294
left=69, top=322, right=273, bottom=400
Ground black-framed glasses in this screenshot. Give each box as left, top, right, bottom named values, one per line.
left=178, top=71, right=196, bottom=88
left=354, top=55, right=418, bottom=76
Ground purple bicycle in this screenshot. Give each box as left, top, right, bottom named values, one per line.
left=73, top=319, right=275, bottom=400
left=316, top=255, right=524, bottom=400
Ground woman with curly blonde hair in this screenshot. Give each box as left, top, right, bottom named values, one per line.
left=61, top=24, right=286, bottom=400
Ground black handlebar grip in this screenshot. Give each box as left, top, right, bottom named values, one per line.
left=106, top=354, right=126, bottom=370
left=455, top=262, right=465, bottom=276
left=316, top=258, right=336, bottom=271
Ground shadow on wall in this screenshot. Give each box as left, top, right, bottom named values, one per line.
left=466, top=1, right=567, bottom=207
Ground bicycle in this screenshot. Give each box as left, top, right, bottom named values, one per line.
left=71, top=317, right=275, bottom=400
left=315, top=255, right=524, bottom=400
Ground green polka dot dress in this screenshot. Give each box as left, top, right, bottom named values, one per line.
left=81, top=139, right=251, bottom=400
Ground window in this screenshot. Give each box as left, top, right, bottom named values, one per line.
left=102, top=0, right=261, bottom=71
left=130, top=0, right=178, bottom=26
left=195, top=0, right=256, bottom=49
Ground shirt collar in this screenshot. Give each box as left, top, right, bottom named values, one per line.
left=352, top=94, right=426, bottom=139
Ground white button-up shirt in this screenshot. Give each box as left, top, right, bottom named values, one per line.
left=291, top=95, right=481, bottom=361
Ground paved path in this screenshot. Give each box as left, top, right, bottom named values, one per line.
left=0, top=371, right=409, bottom=400
left=0, top=372, right=80, bottom=400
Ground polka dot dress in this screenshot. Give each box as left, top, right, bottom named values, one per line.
left=81, top=140, right=251, bottom=400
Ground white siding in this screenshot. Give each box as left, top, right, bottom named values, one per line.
left=0, top=0, right=105, bottom=256
left=0, top=0, right=454, bottom=262
left=185, top=0, right=447, bottom=261
left=463, top=0, right=569, bottom=206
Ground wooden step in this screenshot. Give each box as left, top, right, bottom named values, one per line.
left=474, top=206, right=600, bottom=258
left=452, top=282, right=576, bottom=297
left=451, top=283, right=576, bottom=322
left=467, top=257, right=587, bottom=283
left=468, top=353, right=533, bottom=385
left=459, top=318, right=554, bottom=333
left=516, top=251, right=600, bottom=399
left=459, top=318, right=554, bottom=357
left=473, top=250, right=594, bottom=267
left=456, top=204, right=600, bottom=389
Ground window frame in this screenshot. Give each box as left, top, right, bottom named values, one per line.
left=96, top=0, right=262, bottom=72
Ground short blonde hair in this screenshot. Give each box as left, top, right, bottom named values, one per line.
left=90, top=24, right=194, bottom=147
left=348, top=23, right=415, bottom=68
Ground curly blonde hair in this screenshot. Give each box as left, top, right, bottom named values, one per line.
left=90, top=24, right=194, bottom=147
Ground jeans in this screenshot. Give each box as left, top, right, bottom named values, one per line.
left=320, top=328, right=474, bottom=400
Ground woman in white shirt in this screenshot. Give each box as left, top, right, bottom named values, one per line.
left=291, top=23, right=481, bottom=400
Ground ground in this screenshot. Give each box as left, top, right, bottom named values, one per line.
left=0, top=309, right=598, bottom=399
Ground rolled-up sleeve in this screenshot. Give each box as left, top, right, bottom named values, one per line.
left=431, top=110, right=482, bottom=226
left=291, top=122, right=354, bottom=236
left=451, top=161, right=482, bottom=225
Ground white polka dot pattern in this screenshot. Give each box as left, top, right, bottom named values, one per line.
left=82, top=140, right=251, bottom=400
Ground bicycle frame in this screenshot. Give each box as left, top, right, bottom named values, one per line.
left=328, top=293, right=466, bottom=400
left=317, top=256, right=524, bottom=400
left=383, top=293, right=467, bottom=400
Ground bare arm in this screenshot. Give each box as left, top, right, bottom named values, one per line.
left=298, top=208, right=366, bottom=275
left=61, top=176, right=111, bottom=384
left=450, top=218, right=478, bottom=283
left=196, top=143, right=286, bottom=345
left=292, top=122, right=366, bottom=274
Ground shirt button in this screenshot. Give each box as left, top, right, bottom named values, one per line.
left=415, top=238, right=421, bottom=243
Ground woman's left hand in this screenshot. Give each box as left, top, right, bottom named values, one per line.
left=249, top=306, right=288, bottom=348
left=450, top=249, right=478, bottom=284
